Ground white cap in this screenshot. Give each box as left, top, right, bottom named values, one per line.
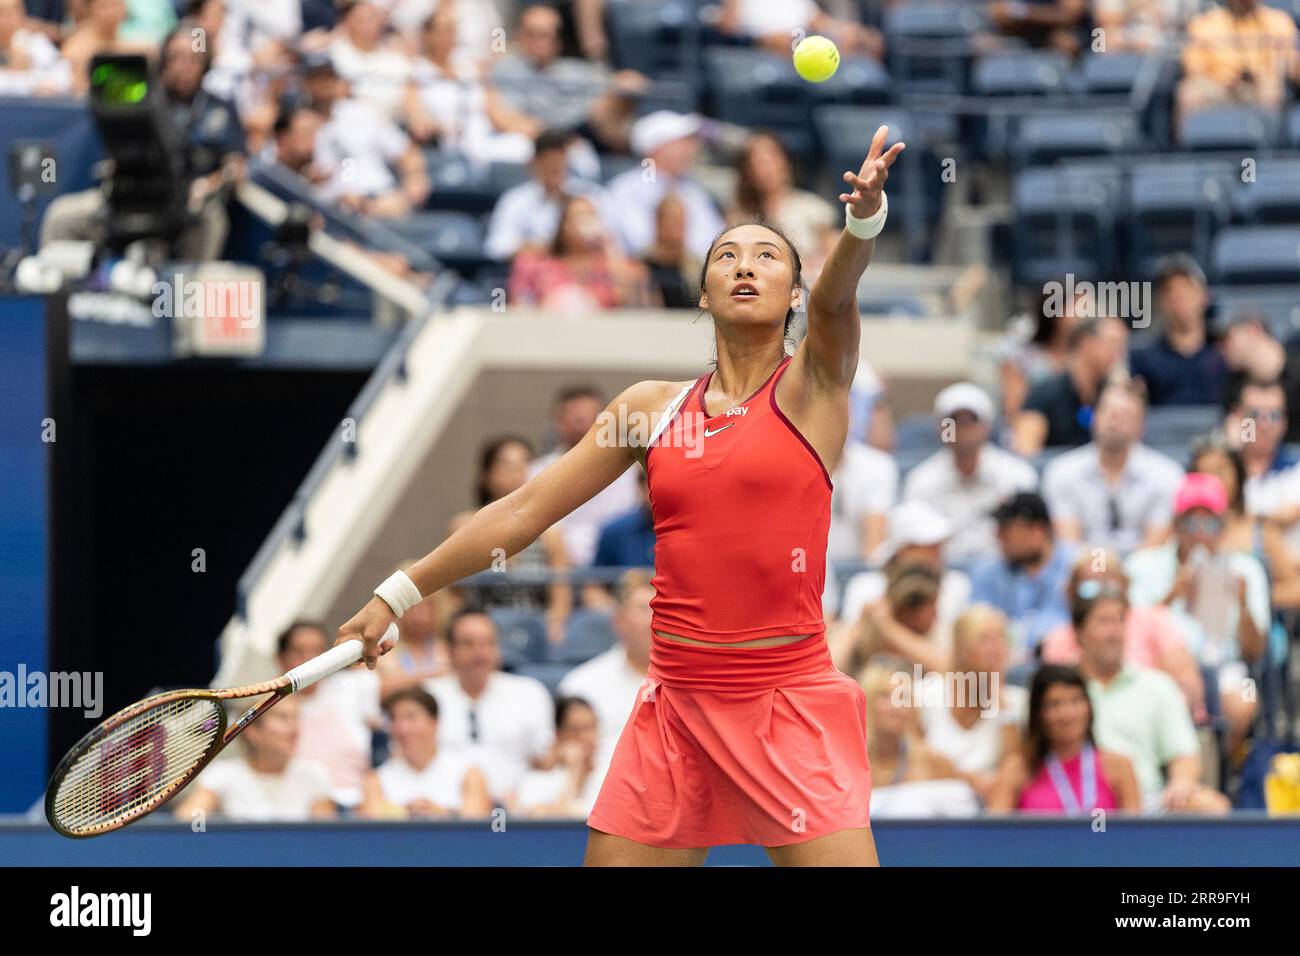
left=933, top=382, right=994, bottom=423
left=870, top=501, right=953, bottom=565
left=631, top=110, right=703, bottom=156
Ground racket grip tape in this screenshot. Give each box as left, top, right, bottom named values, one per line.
left=287, top=622, right=400, bottom=692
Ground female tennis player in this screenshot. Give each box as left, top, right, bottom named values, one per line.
left=338, top=126, right=905, bottom=866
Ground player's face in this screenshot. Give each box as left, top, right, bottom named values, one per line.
left=699, top=224, right=798, bottom=332
left=1039, top=683, right=1090, bottom=749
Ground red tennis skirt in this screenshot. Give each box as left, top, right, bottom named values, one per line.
left=587, top=633, right=872, bottom=849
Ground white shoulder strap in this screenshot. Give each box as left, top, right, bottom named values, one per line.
left=646, top=382, right=694, bottom=451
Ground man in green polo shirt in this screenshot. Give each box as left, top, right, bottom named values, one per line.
left=1074, top=584, right=1230, bottom=814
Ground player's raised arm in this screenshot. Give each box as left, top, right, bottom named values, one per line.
left=336, top=382, right=659, bottom=667
left=802, top=125, right=905, bottom=387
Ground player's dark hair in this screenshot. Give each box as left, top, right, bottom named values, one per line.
left=1024, top=665, right=1096, bottom=773
left=382, top=686, right=440, bottom=720
left=476, top=434, right=534, bottom=506
left=697, top=219, right=805, bottom=350
left=276, top=620, right=329, bottom=656
left=555, top=695, right=594, bottom=730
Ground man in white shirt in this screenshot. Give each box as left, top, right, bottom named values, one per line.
left=1042, top=379, right=1184, bottom=556
left=423, top=608, right=555, bottom=800
left=557, top=569, right=652, bottom=770
left=604, top=111, right=725, bottom=259
left=528, top=384, right=640, bottom=567
left=903, top=382, right=1038, bottom=562
left=484, top=129, right=606, bottom=261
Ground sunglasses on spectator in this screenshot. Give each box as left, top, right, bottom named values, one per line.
left=1177, top=515, right=1223, bottom=535
left=1245, top=408, right=1285, bottom=424
left=1075, top=580, right=1125, bottom=601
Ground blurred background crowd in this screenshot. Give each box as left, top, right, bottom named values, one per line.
left=7, top=0, right=1300, bottom=824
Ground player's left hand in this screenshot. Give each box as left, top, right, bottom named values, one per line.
left=838, top=125, right=905, bottom=219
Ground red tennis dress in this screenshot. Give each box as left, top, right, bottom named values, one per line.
left=586, top=354, right=872, bottom=848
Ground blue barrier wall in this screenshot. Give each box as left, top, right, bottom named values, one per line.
left=2, top=817, right=1298, bottom=866
left=0, top=97, right=102, bottom=251
left=0, top=297, right=49, bottom=811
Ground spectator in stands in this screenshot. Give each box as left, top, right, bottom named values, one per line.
left=527, top=384, right=641, bottom=569
left=903, top=382, right=1038, bottom=563
left=1094, top=0, right=1195, bottom=51
left=60, top=0, right=155, bottom=92
left=173, top=695, right=337, bottom=821
left=1190, top=433, right=1300, bottom=610
left=376, top=570, right=453, bottom=699
left=0, top=0, right=69, bottom=94
left=989, top=0, right=1088, bottom=53
left=1012, top=315, right=1128, bottom=456
left=379, top=0, right=502, bottom=66
left=424, top=607, right=557, bottom=800
left=557, top=568, right=652, bottom=769
left=1220, top=312, right=1300, bottom=444
left=485, top=128, right=605, bottom=262
left=41, top=21, right=244, bottom=261
left=1041, top=549, right=1207, bottom=722
left=276, top=620, right=381, bottom=810
left=491, top=3, right=647, bottom=152
left=404, top=5, right=539, bottom=163
left=717, top=0, right=884, bottom=61
left=838, top=562, right=950, bottom=676
left=359, top=687, right=492, bottom=818
left=1070, top=579, right=1231, bottom=813
left=727, top=132, right=836, bottom=275
left=511, top=696, right=605, bottom=818
left=861, top=666, right=977, bottom=817
left=328, top=0, right=413, bottom=122
left=838, top=501, right=973, bottom=633
left=1130, top=254, right=1225, bottom=407
left=449, top=435, right=573, bottom=645
left=1224, top=377, right=1300, bottom=528
left=828, top=428, right=899, bottom=562
left=997, top=281, right=1082, bottom=424
left=604, top=110, right=725, bottom=260
left=507, top=193, right=653, bottom=309
left=298, top=52, right=430, bottom=216
left=1125, top=472, right=1268, bottom=751
left=269, top=103, right=328, bottom=181
left=592, top=470, right=655, bottom=568
left=1041, top=378, right=1185, bottom=555
left=1178, top=0, right=1300, bottom=127
left=968, top=492, right=1076, bottom=665
left=987, top=665, right=1141, bottom=813
left=921, top=605, right=1027, bottom=804
left=642, top=194, right=702, bottom=309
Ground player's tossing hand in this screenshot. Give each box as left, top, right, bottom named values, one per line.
left=838, top=125, right=905, bottom=220
left=336, top=596, right=400, bottom=670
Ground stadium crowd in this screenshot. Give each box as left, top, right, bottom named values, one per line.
left=11, top=0, right=1300, bottom=822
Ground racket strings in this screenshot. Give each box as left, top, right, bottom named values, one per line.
left=51, top=696, right=225, bottom=835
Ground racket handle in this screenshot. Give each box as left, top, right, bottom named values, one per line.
left=287, top=622, right=400, bottom=692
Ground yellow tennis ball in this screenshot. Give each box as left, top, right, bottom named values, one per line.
left=793, top=35, right=840, bottom=84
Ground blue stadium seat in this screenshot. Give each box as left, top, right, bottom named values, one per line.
left=895, top=413, right=940, bottom=452
left=971, top=51, right=1071, bottom=96
left=884, top=2, right=988, bottom=94
left=1212, top=225, right=1300, bottom=285
left=1077, top=52, right=1149, bottom=93
left=607, top=0, right=698, bottom=77
left=549, top=607, right=617, bottom=664
left=489, top=607, right=549, bottom=669
left=1012, top=164, right=1124, bottom=285
left=1237, top=158, right=1300, bottom=223
left=814, top=106, right=913, bottom=183
left=1212, top=284, right=1300, bottom=340
left=385, top=211, right=487, bottom=272
left=1179, top=106, right=1280, bottom=152
left=1126, top=159, right=1236, bottom=280
left=1143, top=405, right=1221, bottom=448
left=1013, top=112, right=1145, bottom=166
left=810, top=56, right=892, bottom=106
left=512, top=662, right=574, bottom=697
left=424, top=151, right=498, bottom=212
left=703, top=48, right=817, bottom=155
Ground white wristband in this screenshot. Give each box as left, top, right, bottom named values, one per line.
left=845, top=191, right=888, bottom=240
left=374, top=570, right=422, bottom=617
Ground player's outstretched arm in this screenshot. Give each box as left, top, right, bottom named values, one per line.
left=802, top=125, right=905, bottom=388
left=336, top=383, right=655, bottom=666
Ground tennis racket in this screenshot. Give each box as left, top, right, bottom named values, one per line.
left=45, top=623, right=399, bottom=838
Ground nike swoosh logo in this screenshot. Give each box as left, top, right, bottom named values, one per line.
left=703, top=424, right=735, bottom=438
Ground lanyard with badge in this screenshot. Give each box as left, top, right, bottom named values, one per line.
left=1045, top=744, right=1097, bottom=814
